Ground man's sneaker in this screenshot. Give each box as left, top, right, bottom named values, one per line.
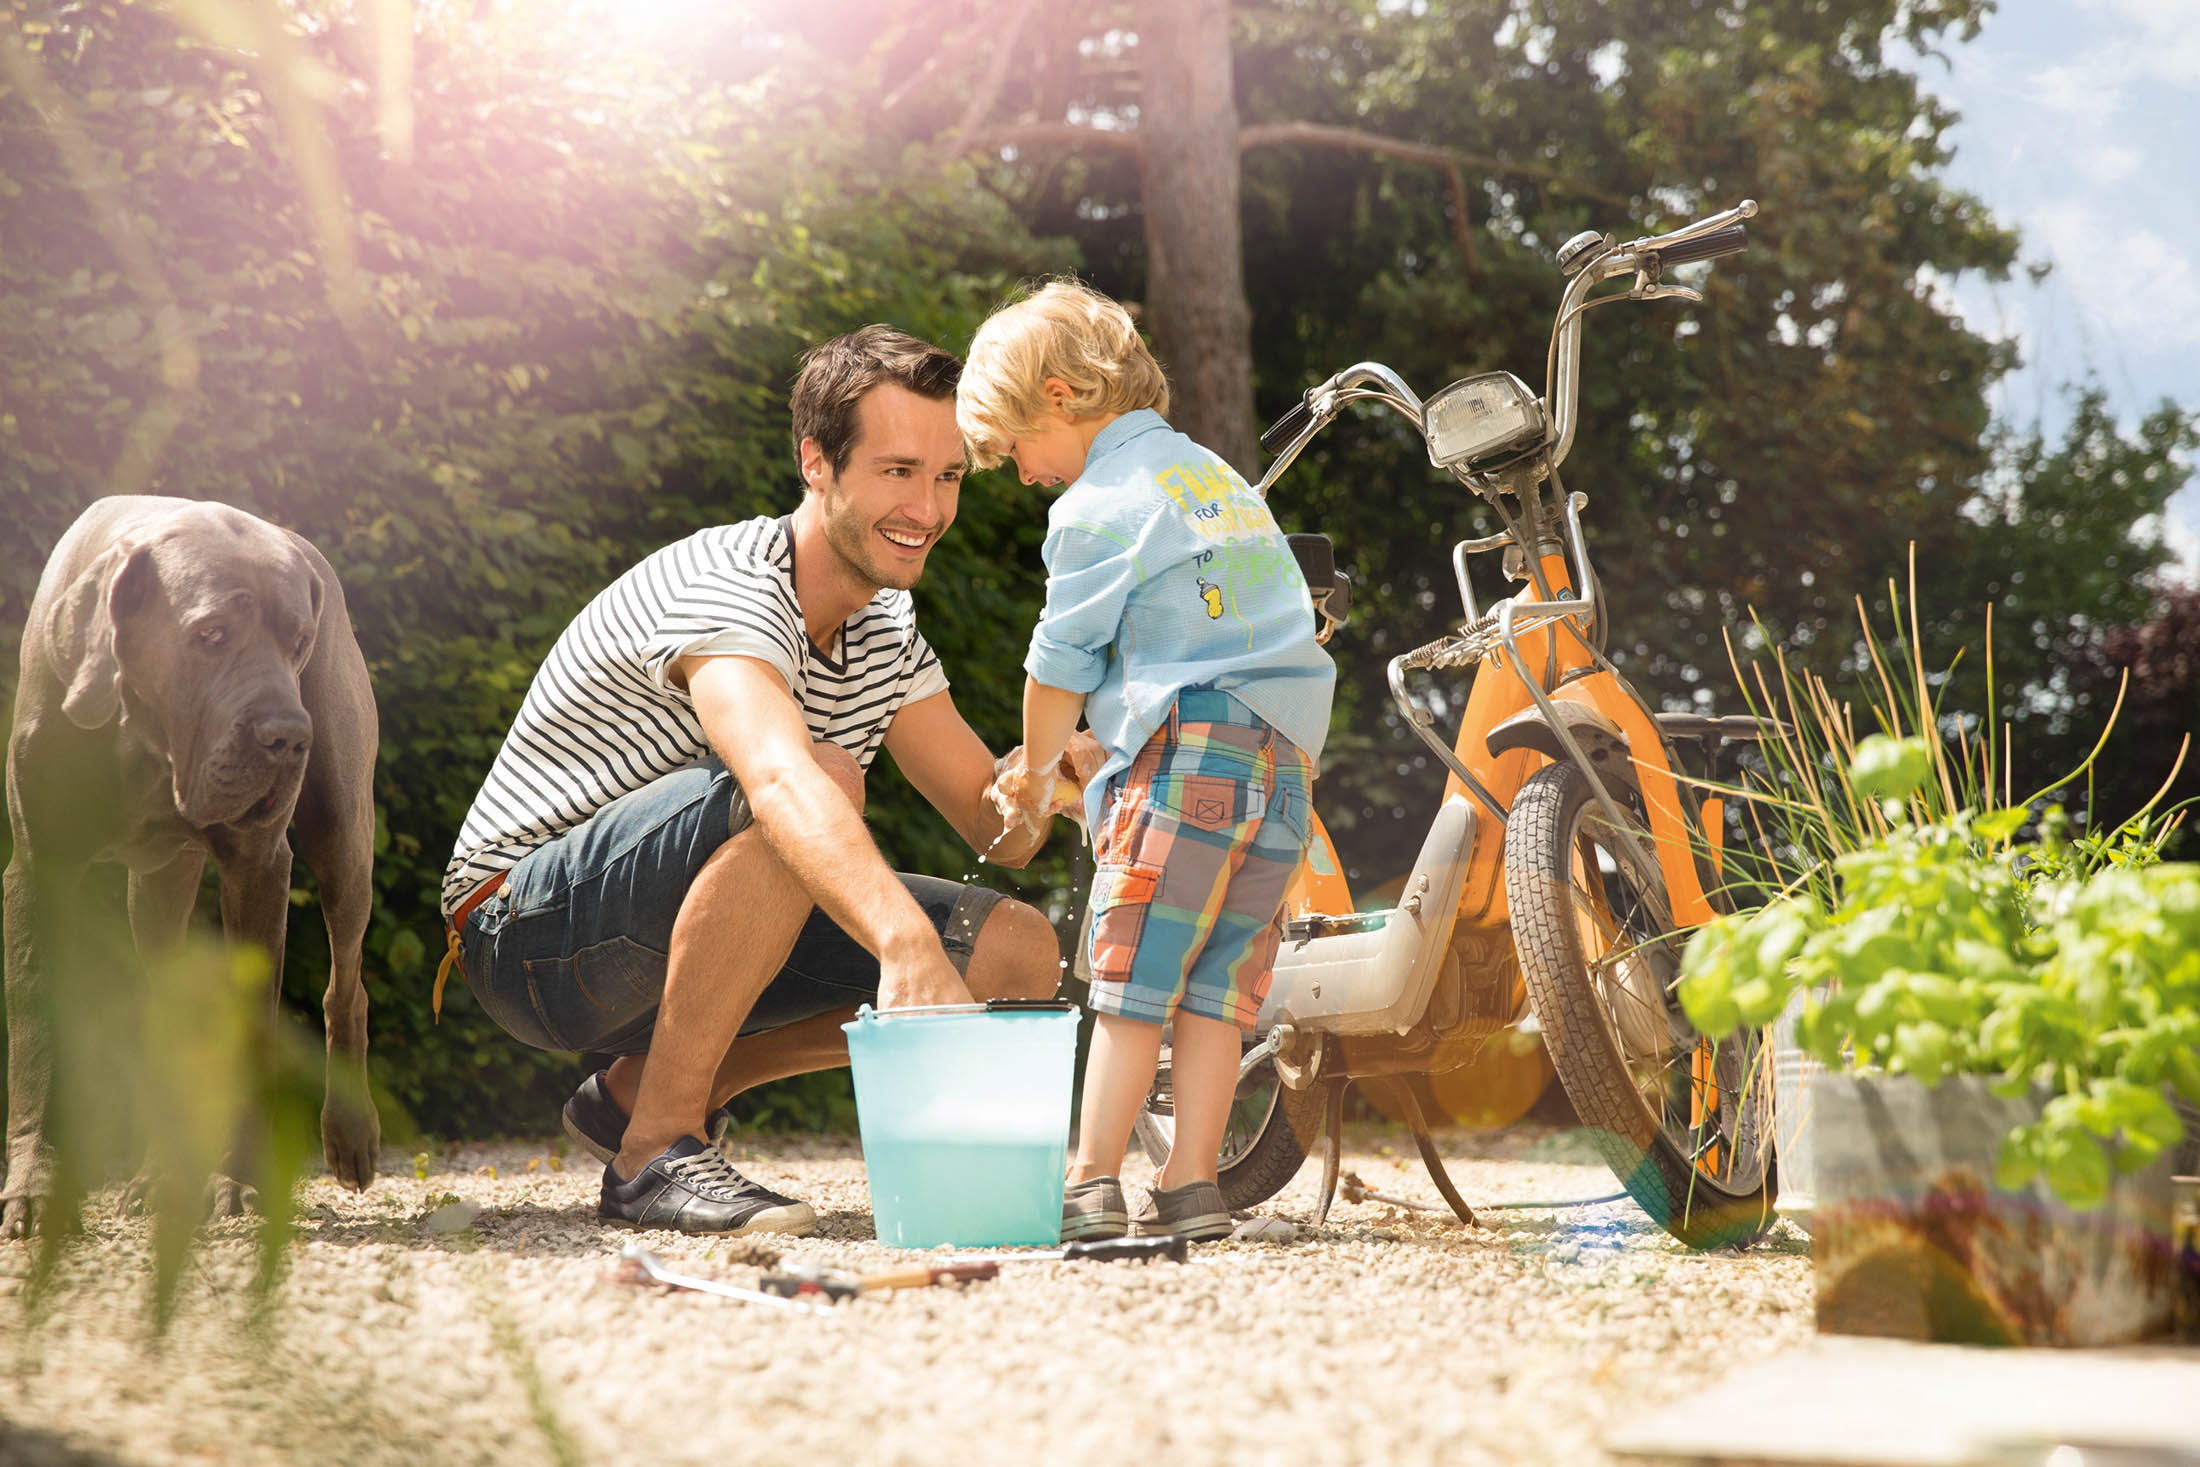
left=562, top=1070, right=733, bottom=1165
left=1130, top=1178, right=1232, bottom=1242
left=598, top=1136, right=817, bottom=1236
left=1061, top=1176, right=1129, bottom=1242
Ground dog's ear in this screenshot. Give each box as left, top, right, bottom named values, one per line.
left=46, top=542, right=154, bottom=729
left=285, top=527, right=330, bottom=649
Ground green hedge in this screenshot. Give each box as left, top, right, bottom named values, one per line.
left=0, top=0, right=1073, bottom=1136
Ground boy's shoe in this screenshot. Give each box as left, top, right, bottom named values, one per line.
left=1061, top=1176, right=1129, bottom=1242
left=598, top=1135, right=817, bottom=1235
left=562, top=1069, right=733, bottom=1165
left=1131, top=1179, right=1232, bottom=1242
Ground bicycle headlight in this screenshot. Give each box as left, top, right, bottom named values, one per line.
left=1423, top=371, right=1547, bottom=472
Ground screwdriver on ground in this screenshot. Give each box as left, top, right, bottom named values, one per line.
left=614, top=1244, right=836, bottom=1316
left=759, top=1259, right=1001, bottom=1301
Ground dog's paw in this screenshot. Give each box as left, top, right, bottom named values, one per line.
left=118, top=1167, right=155, bottom=1217
left=205, top=1174, right=258, bottom=1218
left=0, top=1194, right=42, bottom=1240
left=322, top=1097, right=381, bottom=1192
left=118, top=1167, right=259, bottom=1219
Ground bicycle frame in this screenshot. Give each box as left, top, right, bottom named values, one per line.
left=1264, top=201, right=1761, bottom=1031
left=1169, top=200, right=1775, bottom=1240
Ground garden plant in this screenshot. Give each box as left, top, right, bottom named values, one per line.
left=1676, top=578, right=2200, bottom=1210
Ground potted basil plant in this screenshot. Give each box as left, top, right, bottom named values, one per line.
left=1678, top=735, right=2200, bottom=1346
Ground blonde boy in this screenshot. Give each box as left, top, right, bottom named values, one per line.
left=965, top=281, right=1334, bottom=1241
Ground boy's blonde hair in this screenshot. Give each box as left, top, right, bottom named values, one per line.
left=957, top=280, right=1171, bottom=469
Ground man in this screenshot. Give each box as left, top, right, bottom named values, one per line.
left=440, top=326, right=1090, bottom=1235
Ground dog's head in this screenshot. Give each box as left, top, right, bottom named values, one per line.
left=47, top=503, right=329, bottom=831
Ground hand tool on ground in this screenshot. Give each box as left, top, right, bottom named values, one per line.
left=1339, top=1170, right=1448, bottom=1213
left=1340, top=1170, right=1624, bottom=1215
left=759, top=1259, right=1001, bottom=1302
left=927, top=1235, right=1188, bottom=1266
left=613, top=1244, right=835, bottom=1316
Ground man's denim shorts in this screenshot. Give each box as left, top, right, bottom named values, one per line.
left=456, top=757, right=1001, bottom=1055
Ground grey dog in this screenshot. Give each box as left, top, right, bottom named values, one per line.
left=3, top=496, right=380, bottom=1236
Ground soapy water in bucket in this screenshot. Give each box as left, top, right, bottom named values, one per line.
left=865, top=1137, right=1068, bottom=1247
left=869, top=1094, right=1067, bottom=1145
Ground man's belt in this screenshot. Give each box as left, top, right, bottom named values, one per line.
left=432, top=871, right=507, bottom=1022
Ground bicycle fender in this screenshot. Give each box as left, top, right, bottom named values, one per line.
left=1482, top=699, right=1642, bottom=799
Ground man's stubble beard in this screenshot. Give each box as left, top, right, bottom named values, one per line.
left=818, top=480, right=925, bottom=594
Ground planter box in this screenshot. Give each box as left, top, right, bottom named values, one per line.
left=1810, top=1073, right=2180, bottom=1347
left=1769, top=989, right=1826, bottom=1235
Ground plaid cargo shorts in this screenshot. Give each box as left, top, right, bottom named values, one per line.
left=1085, top=688, right=1315, bottom=1030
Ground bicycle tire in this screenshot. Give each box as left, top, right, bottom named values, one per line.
left=1505, top=761, right=1776, bottom=1247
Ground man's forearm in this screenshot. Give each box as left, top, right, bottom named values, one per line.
left=744, top=761, right=932, bottom=959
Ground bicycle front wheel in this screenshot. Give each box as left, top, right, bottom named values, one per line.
left=1505, top=761, right=1775, bottom=1247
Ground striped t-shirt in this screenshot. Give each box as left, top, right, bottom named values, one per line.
left=441, top=515, right=948, bottom=916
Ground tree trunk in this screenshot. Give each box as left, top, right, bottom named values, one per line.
left=1134, top=0, right=1257, bottom=474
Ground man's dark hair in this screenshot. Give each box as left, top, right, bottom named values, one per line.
left=790, top=325, right=963, bottom=478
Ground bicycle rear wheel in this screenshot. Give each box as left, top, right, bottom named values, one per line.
left=1133, top=1038, right=1325, bottom=1212
left=1505, top=761, right=1775, bottom=1247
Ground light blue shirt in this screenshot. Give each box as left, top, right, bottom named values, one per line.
left=1024, top=410, right=1337, bottom=831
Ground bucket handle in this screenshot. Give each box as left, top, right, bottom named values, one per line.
left=851, top=999, right=1081, bottom=1019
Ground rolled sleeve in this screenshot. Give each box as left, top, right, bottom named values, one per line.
left=1024, top=523, right=1140, bottom=694
left=639, top=562, right=803, bottom=695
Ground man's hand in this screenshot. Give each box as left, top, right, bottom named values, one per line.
left=875, top=932, right=975, bottom=1010
left=986, top=754, right=1054, bottom=831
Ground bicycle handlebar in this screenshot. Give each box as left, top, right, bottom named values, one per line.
left=1260, top=399, right=1315, bottom=456
left=1649, top=222, right=1749, bottom=266
left=1255, top=201, right=1756, bottom=488
left=1548, top=199, right=1756, bottom=468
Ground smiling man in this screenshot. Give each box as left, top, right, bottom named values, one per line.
left=440, top=326, right=1085, bottom=1234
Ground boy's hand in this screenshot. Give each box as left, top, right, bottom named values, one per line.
left=1061, top=731, right=1105, bottom=792
left=987, top=757, right=1052, bottom=830
left=1044, top=733, right=1105, bottom=823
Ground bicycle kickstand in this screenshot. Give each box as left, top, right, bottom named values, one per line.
left=1313, top=1077, right=1348, bottom=1229
left=1390, top=1077, right=1482, bottom=1229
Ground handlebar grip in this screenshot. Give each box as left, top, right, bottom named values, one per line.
left=1260, top=398, right=1315, bottom=456
left=1652, top=223, right=1748, bottom=266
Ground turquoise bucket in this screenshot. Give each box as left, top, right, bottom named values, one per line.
left=843, top=1000, right=1080, bottom=1248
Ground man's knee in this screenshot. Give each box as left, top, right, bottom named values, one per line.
left=810, top=741, right=864, bottom=813
left=964, top=898, right=1061, bottom=1001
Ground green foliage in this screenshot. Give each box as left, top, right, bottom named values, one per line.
left=1, top=0, right=1066, bottom=1137
left=4, top=0, right=2193, bottom=1143
left=1678, top=739, right=2200, bottom=1210
left=1846, top=732, right=1936, bottom=806
left=24, top=915, right=325, bottom=1326
left=940, top=0, right=2195, bottom=882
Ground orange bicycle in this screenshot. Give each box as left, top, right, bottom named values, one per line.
left=1130, top=199, right=1778, bottom=1248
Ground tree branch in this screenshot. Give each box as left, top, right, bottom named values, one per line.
left=880, top=27, right=985, bottom=114
left=1238, top=120, right=1632, bottom=208
left=961, top=122, right=1148, bottom=159
left=941, top=0, right=1041, bottom=147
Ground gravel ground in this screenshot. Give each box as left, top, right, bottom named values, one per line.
left=0, top=1124, right=1813, bottom=1467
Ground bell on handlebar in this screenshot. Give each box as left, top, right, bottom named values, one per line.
left=1557, top=229, right=1610, bottom=278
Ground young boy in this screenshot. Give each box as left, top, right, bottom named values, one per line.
left=961, top=281, right=1335, bottom=1242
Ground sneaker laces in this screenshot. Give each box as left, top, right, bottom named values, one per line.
left=660, top=1147, right=772, bottom=1204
